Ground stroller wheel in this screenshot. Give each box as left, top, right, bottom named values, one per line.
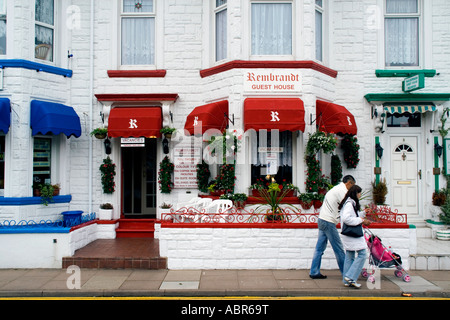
left=394, top=270, right=403, bottom=278
left=402, top=274, right=411, bottom=282
left=361, top=269, right=369, bottom=278
left=368, top=275, right=376, bottom=284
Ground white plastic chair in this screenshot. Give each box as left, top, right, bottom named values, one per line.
left=176, top=197, right=201, bottom=222
left=204, top=200, right=233, bottom=223
left=175, top=197, right=201, bottom=211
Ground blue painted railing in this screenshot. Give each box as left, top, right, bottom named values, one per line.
left=0, top=59, right=73, bottom=78
left=0, top=213, right=96, bottom=234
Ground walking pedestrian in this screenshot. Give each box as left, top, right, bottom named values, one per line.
left=338, top=185, right=371, bottom=288
left=309, top=175, right=356, bottom=279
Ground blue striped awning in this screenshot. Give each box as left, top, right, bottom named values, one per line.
left=384, top=104, right=436, bottom=114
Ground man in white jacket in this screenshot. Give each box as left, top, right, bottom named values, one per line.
left=309, top=175, right=356, bottom=279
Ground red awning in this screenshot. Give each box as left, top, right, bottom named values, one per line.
left=316, top=100, right=357, bottom=135
left=184, top=100, right=229, bottom=135
left=108, top=107, right=162, bottom=138
left=244, top=98, right=305, bottom=132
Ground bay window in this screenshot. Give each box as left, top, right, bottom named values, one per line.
left=251, top=2, right=292, bottom=56
left=385, top=0, right=420, bottom=67
left=315, top=0, right=323, bottom=61
left=121, top=0, right=155, bottom=66
left=35, top=0, right=54, bottom=62
left=0, top=0, right=6, bottom=55
left=215, top=0, right=227, bottom=61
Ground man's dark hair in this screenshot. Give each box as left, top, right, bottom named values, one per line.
left=342, top=175, right=356, bottom=184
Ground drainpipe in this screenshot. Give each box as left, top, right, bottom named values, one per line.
left=88, top=0, right=94, bottom=214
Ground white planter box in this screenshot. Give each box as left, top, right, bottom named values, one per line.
left=98, top=208, right=113, bottom=220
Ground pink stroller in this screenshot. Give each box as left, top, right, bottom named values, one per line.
left=361, top=228, right=411, bottom=283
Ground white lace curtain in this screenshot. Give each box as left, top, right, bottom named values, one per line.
left=251, top=3, right=292, bottom=55
left=385, top=0, right=419, bottom=66
left=121, top=0, right=155, bottom=65
left=251, top=131, right=293, bottom=167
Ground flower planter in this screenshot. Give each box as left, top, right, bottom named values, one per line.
left=94, top=133, right=107, bottom=139
left=234, top=200, right=246, bottom=209
left=313, top=200, right=323, bottom=209
left=61, top=210, right=83, bottom=227
left=98, top=208, right=113, bottom=220
left=210, top=190, right=225, bottom=197
left=300, top=201, right=313, bottom=210
left=436, top=229, right=450, bottom=241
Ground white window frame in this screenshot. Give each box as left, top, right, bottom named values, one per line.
left=119, top=0, right=157, bottom=69
left=383, top=0, right=422, bottom=68
left=31, top=135, right=61, bottom=192
left=0, top=0, right=6, bottom=56
left=315, top=0, right=324, bottom=62
left=34, top=0, right=56, bottom=64
left=214, top=0, right=227, bottom=62
left=249, top=0, right=295, bottom=60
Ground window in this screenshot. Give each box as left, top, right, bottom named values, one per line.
left=315, top=0, right=323, bottom=61
left=250, top=131, right=293, bottom=184
left=121, top=0, right=155, bottom=65
left=387, top=113, right=421, bottom=127
left=35, top=0, right=54, bottom=62
left=385, top=0, right=420, bottom=67
left=33, top=137, right=52, bottom=189
left=215, top=0, right=227, bottom=61
left=0, top=0, right=6, bottom=55
left=251, top=2, right=292, bottom=55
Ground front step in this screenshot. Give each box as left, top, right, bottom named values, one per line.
left=116, top=219, right=155, bottom=238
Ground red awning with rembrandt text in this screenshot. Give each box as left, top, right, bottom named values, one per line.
left=244, top=98, right=305, bottom=132
left=184, top=100, right=229, bottom=135
left=108, top=107, right=162, bottom=138
left=316, top=100, right=357, bottom=135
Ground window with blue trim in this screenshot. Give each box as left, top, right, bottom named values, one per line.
left=35, top=0, right=55, bottom=62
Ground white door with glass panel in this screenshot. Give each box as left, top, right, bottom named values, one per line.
left=390, top=136, right=418, bottom=215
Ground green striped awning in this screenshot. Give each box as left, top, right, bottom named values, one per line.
left=384, top=104, right=436, bottom=114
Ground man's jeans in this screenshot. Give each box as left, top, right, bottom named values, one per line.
left=343, top=249, right=367, bottom=282
left=310, top=218, right=345, bottom=276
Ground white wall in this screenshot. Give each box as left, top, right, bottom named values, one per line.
left=160, top=226, right=415, bottom=270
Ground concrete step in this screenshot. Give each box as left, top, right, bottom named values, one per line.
left=410, top=237, right=450, bottom=270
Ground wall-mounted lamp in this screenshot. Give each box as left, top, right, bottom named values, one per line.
left=435, top=143, right=443, bottom=158
left=104, top=138, right=111, bottom=155
left=162, top=138, right=169, bottom=154
left=375, top=142, right=384, bottom=159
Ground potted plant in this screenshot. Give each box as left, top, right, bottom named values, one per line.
left=160, top=127, right=176, bottom=139
left=232, top=193, right=248, bottom=209
left=99, top=203, right=113, bottom=220
left=312, top=192, right=325, bottom=209
left=100, top=157, right=116, bottom=194
left=158, top=156, right=174, bottom=194
left=249, top=178, right=267, bottom=196
left=298, top=192, right=314, bottom=210
left=159, top=202, right=173, bottom=220
left=196, top=160, right=211, bottom=193
left=90, top=127, right=108, bottom=139
left=431, top=189, right=447, bottom=222
left=38, top=183, right=56, bottom=206
left=372, top=178, right=388, bottom=205
left=280, top=180, right=298, bottom=197
left=341, top=134, right=360, bottom=169
left=254, top=181, right=298, bottom=222
left=437, top=193, right=450, bottom=240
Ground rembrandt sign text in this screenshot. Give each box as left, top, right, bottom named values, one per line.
left=244, top=70, right=302, bottom=93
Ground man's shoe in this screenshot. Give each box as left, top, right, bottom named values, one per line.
left=310, top=274, right=327, bottom=279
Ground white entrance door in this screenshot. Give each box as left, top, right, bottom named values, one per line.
left=390, top=136, right=419, bottom=215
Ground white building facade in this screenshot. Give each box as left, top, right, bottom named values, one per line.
left=0, top=0, right=449, bottom=268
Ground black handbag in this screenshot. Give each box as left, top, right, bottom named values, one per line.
left=341, top=202, right=363, bottom=238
